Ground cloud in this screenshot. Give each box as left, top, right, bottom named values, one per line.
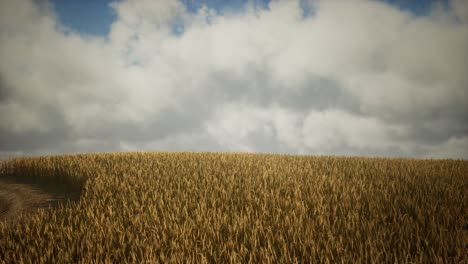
left=0, top=0, right=467, bottom=159
left=451, top=0, right=468, bottom=23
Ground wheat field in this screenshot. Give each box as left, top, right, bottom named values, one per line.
left=0, top=152, right=466, bottom=263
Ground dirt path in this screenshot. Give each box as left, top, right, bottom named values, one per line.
left=0, top=178, right=80, bottom=223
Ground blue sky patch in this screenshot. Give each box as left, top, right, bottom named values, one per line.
left=51, top=0, right=116, bottom=36
left=50, top=0, right=449, bottom=36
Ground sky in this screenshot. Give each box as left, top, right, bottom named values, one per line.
left=50, top=0, right=448, bottom=36
left=0, top=0, right=467, bottom=159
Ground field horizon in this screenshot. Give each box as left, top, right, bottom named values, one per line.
left=0, top=151, right=467, bottom=263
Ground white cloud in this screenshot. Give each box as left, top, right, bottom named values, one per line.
left=0, top=0, right=467, bottom=159
left=205, top=103, right=273, bottom=152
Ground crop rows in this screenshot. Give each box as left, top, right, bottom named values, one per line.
left=0, top=152, right=467, bottom=263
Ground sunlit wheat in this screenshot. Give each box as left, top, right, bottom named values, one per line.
left=0, top=152, right=466, bottom=263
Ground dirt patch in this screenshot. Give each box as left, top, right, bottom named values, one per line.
left=0, top=179, right=80, bottom=223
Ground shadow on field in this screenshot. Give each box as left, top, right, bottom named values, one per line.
left=0, top=172, right=82, bottom=223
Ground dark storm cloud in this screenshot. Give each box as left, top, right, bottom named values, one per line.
left=371, top=97, right=468, bottom=146
left=244, top=125, right=300, bottom=154
left=0, top=104, right=71, bottom=152
left=207, top=69, right=361, bottom=114
left=0, top=74, right=11, bottom=103
left=277, top=77, right=362, bottom=114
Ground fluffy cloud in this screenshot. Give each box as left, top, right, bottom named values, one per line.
left=0, top=0, right=467, bottom=159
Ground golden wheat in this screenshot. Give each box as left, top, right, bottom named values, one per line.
left=0, top=152, right=466, bottom=263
